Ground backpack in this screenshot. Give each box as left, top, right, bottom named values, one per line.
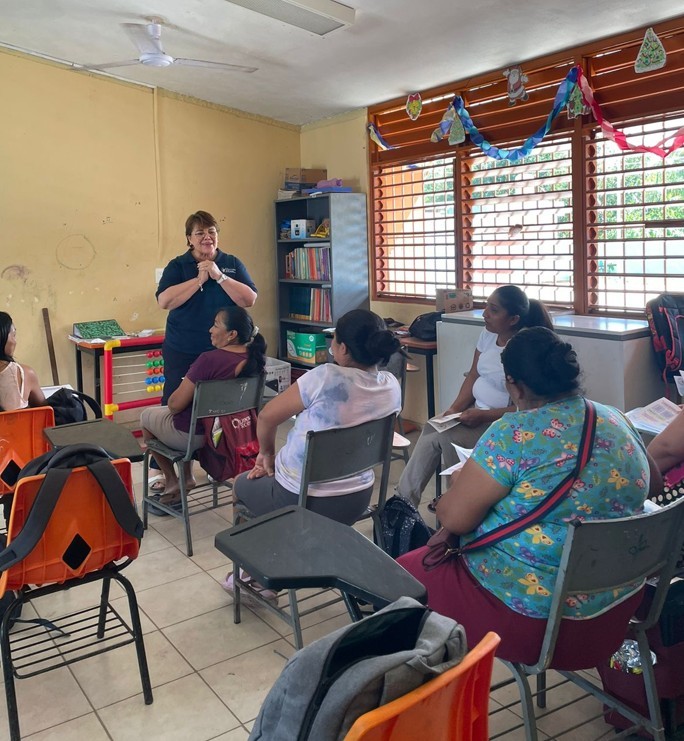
left=645, top=294, right=684, bottom=383
left=197, top=409, right=259, bottom=483
left=372, top=495, right=434, bottom=559
left=249, top=596, right=466, bottom=741
left=408, top=311, right=443, bottom=341
left=44, top=388, right=102, bottom=425
left=0, top=443, right=143, bottom=573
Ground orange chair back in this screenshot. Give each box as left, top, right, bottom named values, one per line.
left=0, top=406, right=55, bottom=495
left=0, top=458, right=139, bottom=593
left=343, top=632, right=501, bottom=741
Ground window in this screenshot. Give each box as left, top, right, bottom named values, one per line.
left=368, top=18, right=684, bottom=314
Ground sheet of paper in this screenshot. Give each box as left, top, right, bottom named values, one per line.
left=439, top=444, right=473, bottom=476
left=41, top=384, right=74, bottom=398
left=427, top=412, right=462, bottom=433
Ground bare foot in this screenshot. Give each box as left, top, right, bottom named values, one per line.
left=159, top=489, right=181, bottom=505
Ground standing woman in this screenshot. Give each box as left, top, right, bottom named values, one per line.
left=396, top=285, right=553, bottom=508
left=154, top=210, right=257, bottom=490
left=0, top=313, right=46, bottom=411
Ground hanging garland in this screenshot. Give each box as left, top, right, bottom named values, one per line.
left=575, top=68, right=684, bottom=158
left=367, top=66, right=684, bottom=160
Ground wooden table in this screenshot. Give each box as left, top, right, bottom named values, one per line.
left=398, top=336, right=438, bottom=419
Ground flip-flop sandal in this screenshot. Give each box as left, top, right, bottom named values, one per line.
left=427, top=497, right=440, bottom=513
left=220, top=572, right=279, bottom=603
left=147, top=500, right=182, bottom=517
left=148, top=478, right=166, bottom=493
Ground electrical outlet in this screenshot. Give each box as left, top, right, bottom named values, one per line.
left=155, top=268, right=164, bottom=284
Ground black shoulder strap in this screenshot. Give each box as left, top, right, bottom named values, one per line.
left=0, top=459, right=143, bottom=572
left=86, top=458, right=143, bottom=538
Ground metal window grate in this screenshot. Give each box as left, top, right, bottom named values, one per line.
left=372, top=158, right=457, bottom=300
left=586, top=115, right=684, bottom=312
left=460, top=139, right=574, bottom=305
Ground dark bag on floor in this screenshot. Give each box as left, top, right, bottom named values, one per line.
left=249, top=596, right=466, bottom=741
left=408, top=311, right=443, bottom=341
left=45, top=388, right=102, bottom=426
left=372, top=496, right=434, bottom=559
left=0, top=534, right=22, bottom=630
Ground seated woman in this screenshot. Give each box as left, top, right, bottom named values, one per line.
left=140, top=306, right=266, bottom=506
left=645, top=407, right=684, bottom=504
left=222, top=309, right=402, bottom=596
left=398, top=327, right=662, bottom=666
left=396, top=285, right=553, bottom=508
left=0, top=312, right=46, bottom=411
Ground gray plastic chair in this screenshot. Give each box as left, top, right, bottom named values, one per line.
left=225, top=413, right=397, bottom=648
left=142, top=375, right=264, bottom=556
left=490, top=496, right=684, bottom=741
left=380, top=351, right=410, bottom=464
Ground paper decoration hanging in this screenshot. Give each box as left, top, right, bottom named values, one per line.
left=448, top=115, right=466, bottom=145
left=405, top=93, right=422, bottom=120
left=431, top=103, right=465, bottom=144
left=503, top=65, right=529, bottom=105
left=566, top=83, right=590, bottom=119
left=367, top=122, right=395, bottom=150
left=634, top=27, right=666, bottom=73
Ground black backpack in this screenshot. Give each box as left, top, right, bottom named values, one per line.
left=408, top=311, right=443, bottom=342
left=44, top=388, right=102, bottom=425
left=645, top=294, right=684, bottom=382
left=372, top=496, right=434, bottom=559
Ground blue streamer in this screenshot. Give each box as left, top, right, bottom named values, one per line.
left=452, top=66, right=579, bottom=162
left=367, top=122, right=395, bottom=151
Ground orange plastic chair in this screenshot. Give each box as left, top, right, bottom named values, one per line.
left=343, top=632, right=501, bottom=741
left=0, top=457, right=151, bottom=741
left=0, top=406, right=54, bottom=496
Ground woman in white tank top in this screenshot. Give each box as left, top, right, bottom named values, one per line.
left=0, top=313, right=45, bottom=411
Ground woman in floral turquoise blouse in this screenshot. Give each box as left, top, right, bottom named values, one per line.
left=399, top=327, right=662, bottom=666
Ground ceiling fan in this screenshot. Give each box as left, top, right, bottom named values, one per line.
left=83, top=21, right=258, bottom=73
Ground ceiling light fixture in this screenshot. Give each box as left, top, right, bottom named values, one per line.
left=223, top=0, right=355, bottom=36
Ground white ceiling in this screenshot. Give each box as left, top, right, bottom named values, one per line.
left=2, top=0, right=683, bottom=126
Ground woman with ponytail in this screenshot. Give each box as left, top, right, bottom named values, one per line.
left=141, top=306, right=266, bottom=506
left=398, top=327, right=661, bottom=665
left=397, top=285, right=554, bottom=509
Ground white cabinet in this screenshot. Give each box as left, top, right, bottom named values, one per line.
left=437, top=312, right=663, bottom=413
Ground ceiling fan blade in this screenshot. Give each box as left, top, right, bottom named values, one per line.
left=122, top=22, right=164, bottom=55
left=174, top=58, right=258, bottom=74
left=81, top=60, right=141, bottom=71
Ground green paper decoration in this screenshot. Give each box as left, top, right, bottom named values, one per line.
left=635, top=28, right=666, bottom=73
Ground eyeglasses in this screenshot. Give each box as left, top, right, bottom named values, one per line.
left=192, top=228, right=218, bottom=238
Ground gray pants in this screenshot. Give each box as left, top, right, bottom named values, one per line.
left=396, top=420, right=491, bottom=507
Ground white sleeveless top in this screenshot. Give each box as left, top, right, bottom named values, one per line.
left=0, top=362, right=28, bottom=411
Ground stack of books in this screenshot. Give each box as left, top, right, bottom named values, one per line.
left=284, top=244, right=331, bottom=281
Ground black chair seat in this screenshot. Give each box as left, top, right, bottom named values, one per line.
left=215, top=505, right=427, bottom=607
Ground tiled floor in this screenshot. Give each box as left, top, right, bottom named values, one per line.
left=0, top=426, right=639, bottom=740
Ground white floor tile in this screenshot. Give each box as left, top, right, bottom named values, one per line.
left=24, top=713, right=110, bottom=740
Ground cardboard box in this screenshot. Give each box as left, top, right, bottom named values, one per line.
left=436, top=289, right=473, bottom=313
left=264, top=357, right=291, bottom=393
left=285, top=168, right=327, bottom=184
left=291, top=219, right=316, bottom=239
left=287, top=330, right=328, bottom=366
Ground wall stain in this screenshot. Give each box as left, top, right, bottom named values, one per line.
left=56, top=235, right=96, bottom=270
left=2, top=265, right=30, bottom=282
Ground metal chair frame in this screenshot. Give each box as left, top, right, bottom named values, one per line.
left=490, top=497, right=684, bottom=741
left=141, top=374, right=264, bottom=556
left=231, top=413, right=396, bottom=648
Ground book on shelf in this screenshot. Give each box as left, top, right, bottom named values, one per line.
left=284, top=244, right=331, bottom=281
left=625, top=396, right=681, bottom=435
left=288, top=286, right=332, bottom=323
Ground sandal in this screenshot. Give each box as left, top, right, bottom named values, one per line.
left=148, top=476, right=165, bottom=493
left=427, top=496, right=440, bottom=513
left=221, top=572, right=279, bottom=604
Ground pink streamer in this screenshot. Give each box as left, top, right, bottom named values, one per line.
left=576, top=68, right=684, bottom=158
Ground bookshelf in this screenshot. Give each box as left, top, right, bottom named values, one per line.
left=275, top=193, right=369, bottom=367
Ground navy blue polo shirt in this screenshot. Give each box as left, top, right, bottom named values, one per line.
left=156, top=249, right=257, bottom=355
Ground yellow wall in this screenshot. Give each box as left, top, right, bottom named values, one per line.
left=0, top=49, right=299, bottom=387
left=301, top=111, right=436, bottom=421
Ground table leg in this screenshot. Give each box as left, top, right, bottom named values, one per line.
left=94, top=353, right=102, bottom=408
left=424, top=353, right=436, bottom=420
left=75, top=347, right=84, bottom=393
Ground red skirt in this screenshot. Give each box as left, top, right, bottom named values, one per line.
left=398, top=546, right=643, bottom=668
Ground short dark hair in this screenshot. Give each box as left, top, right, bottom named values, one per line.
left=185, top=211, right=219, bottom=245
left=0, top=312, right=14, bottom=363
left=335, top=309, right=400, bottom=366
left=501, top=327, right=581, bottom=397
